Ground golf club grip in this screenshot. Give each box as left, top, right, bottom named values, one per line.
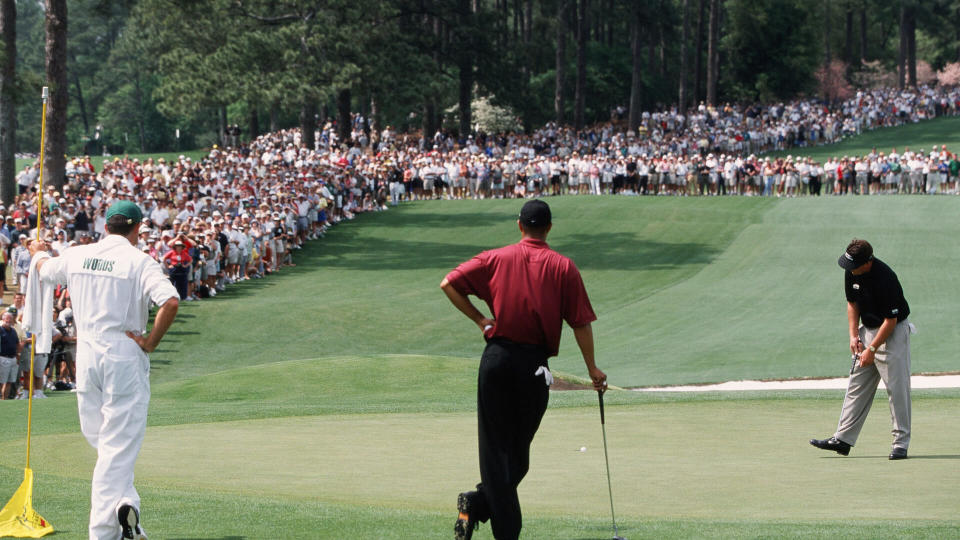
left=598, top=390, right=605, bottom=425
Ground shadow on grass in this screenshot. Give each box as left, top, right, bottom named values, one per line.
left=367, top=209, right=515, bottom=229
left=275, top=228, right=719, bottom=272
left=840, top=454, right=960, bottom=460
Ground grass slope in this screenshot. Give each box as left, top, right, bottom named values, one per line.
left=149, top=195, right=959, bottom=387
left=0, top=186, right=954, bottom=538
left=768, top=116, right=960, bottom=162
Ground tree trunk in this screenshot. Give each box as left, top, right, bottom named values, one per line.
left=269, top=101, right=279, bottom=132
left=458, top=0, right=473, bottom=138
left=300, top=102, right=316, bottom=150
left=134, top=72, right=146, bottom=152
left=898, top=4, right=906, bottom=90
left=693, top=0, right=706, bottom=105
left=859, top=4, right=867, bottom=63
left=823, top=0, right=831, bottom=64
left=44, top=0, right=67, bottom=191
left=606, top=0, right=613, bottom=47
left=249, top=104, right=259, bottom=140
left=218, top=105, right=228, bottom=147
left=844, top=4, right=853, bottom=65
left=956, top=4, right=960, bottom=62
left=337, top=88, right=351, bottom=143
left=524, top=0, right=532, bottom=43
left=369, top=96, right=379, bottom=137
left=513, top=0, right=520, bottom=42
left=422, top=100, right=436, bottom=138
left=458, top=61, right=472, bottom=138
left=659, top=0, right=667, bottom=77
left=906, top=6, right=916, bottom=87
left=628, top=6, right=642, bottom=131
left=573, top=0, right=587, bottom=130
left=554, top=0, right=567, bottom=125
left=647, top=28, right=655, bottom=71
left=678, top=0, right=690, bottom=111
left=706, top=0, right=719, bottom=106
left=0, top=0, right=15, bottom=206
left=72, top=70, right=89, bottom=136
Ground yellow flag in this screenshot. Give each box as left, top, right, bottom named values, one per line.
left=0, top=469, right=54, bottom=538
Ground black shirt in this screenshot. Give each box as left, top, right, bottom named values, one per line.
left=844, top=258, right=910, bottom=328
left=0, top=326, right=18, bottom=357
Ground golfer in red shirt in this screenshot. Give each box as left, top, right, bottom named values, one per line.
left=441, top=199, right=607, bottom=540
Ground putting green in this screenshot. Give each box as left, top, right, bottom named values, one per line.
left=4, top=397, right=957, bottom=522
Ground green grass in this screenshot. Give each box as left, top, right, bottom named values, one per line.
left=768, top=115, right=960, bottom=162
left=141, top=196, right=960, bottom=387
left=0, top=176, right=955, bottom=537
left=0, top=381, right=958, bottom=538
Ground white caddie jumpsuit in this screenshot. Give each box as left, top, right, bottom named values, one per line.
left=38, top=234, right=177, bottom=540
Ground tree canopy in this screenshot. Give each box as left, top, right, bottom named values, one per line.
left=2, top=0, right=960, bottom=156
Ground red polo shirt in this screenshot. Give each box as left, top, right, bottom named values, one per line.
left=445, top=237, right=596, bottom=357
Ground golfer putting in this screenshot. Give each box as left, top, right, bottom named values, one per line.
left=441, top=200, right=607, bottom=540
left=26, top=201, right=179, bottom=539
left=810, top=238, right=913, bottom=460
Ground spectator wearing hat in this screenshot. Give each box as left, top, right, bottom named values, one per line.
left=51, top=230, right=69, bottom=255
left=163, top=235, right=193, bottom=300
left=12, top=235, right=30, bottom=291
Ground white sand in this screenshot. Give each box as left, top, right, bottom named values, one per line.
left=635, top=374, right=960, bottom=392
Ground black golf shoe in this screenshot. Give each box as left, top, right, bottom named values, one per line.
left=117, top=504, right=148, bottom=539
left=809, top=436, right=851, bottom=456
left=454, top=492, right=478, bottom=540
left=889, top=447, right=908, bottom=460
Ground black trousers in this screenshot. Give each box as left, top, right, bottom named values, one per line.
left=169, top=266, right=190, bottom=299
left=476, top=339, right=550, bottom=540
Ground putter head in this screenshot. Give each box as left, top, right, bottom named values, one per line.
left=613, top=536, right=627, bottom=540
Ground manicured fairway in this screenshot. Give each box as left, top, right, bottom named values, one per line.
left=0, top=190, right=957, bottom=538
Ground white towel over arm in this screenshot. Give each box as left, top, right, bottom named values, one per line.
left=22, top=252, right=56, bottom=354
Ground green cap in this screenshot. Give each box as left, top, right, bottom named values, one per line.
left=105, top=200, right=142, bottom=224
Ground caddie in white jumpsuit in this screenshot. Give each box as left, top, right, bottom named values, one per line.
left=29, top=200, right=179, bottom=540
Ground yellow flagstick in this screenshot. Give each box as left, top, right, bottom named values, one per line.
left=0, top=86, right=54, bottom=537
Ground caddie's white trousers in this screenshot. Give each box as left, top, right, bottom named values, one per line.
left=76, top=335, right=150, bottom=540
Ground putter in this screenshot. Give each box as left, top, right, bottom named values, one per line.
left=598, top=385, right=626, bottom=540
left=850, top=338, right=862, bottom=375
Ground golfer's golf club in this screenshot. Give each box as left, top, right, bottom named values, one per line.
left=598, top=384, right=626, bottom=540
left=850, top=338, right=862, bottom=375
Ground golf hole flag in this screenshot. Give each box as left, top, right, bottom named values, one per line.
left=0, top=468, right=53, bottom=537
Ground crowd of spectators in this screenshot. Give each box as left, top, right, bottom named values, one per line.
left=304, top=84, right=960, bottom=201
left=0, top=84, right=959, bottom=397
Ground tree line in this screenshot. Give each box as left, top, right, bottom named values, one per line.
left=0, top=0, right=959, bottom=198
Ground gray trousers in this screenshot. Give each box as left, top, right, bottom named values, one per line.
left=835, top=319, right=911, bottom=450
